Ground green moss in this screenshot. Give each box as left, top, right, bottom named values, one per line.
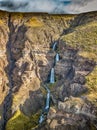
left=48, top=82, right=57, bottom=90
left=86, top=67, right=97, bottom=92
left=0, top=11, right=8, bottom=25
left=0, top=19, right=4, bottom=25
left=6, top=110, right=40, bottom=130
left=11, top=13, right=24, bottom=21
left=40, top=87, right=47, bottom=95
left=85, top=67, right=97, bottom=106
left=61, top=21, right=97, bottom=61
left=25, top=17, right=44, bottom=27
left=90, top=123, right=97, bottom=130
left=61, top=21, right=97, bottom=106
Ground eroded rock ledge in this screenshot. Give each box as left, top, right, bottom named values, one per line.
left=0, top=12, right=97, bottom=130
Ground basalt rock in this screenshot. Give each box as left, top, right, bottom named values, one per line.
left=0, top=11, right=97, bottom=130
left=37, top=97, right=97, bottom=130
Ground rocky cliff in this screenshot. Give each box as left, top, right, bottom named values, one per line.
left=0, top=11, right=97, bottom=130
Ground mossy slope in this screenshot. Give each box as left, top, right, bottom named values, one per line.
left=61, top=22, right=97, bottom=61
left=61, top=20, right=97, bottom=106
left=6, top=110, right=40, bottom=130
left=86, top=67, right=97, bottom=106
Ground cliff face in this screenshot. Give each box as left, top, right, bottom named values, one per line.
left=0, top=12, right=9, bottom=130
left=0, top=12, right=97, bottom=130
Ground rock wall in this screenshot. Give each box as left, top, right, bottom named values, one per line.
left=0, top=12, right=74, bottom=130
left=0, top=12, right=9, bottom=130
left=0, top=11, right=96, bottom=130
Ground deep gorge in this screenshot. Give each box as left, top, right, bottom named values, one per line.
left=0, top=12, right=97, bottom=130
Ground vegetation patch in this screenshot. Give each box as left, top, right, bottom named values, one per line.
left=0, top=19, right=4, bottom=25
left=86, top=67, right=97, bottom=106
left=40, top=86, right=47, bottom=95
left=61, top=21, right=97, bottom=61
left=48, top=82, right=57, bottom=90
left=0, top=11, right=8, bottom=25
left=78, top=51, right=97, bottom=61
left=25, top=17, right=44, bottom=27
left=61, top=21, right=97, bottom=106
left=6, top=110, right=40, bottom=130
left=11, top=13, right=24, bottom=20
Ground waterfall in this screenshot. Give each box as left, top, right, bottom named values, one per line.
left=39, top=86, right=50, bottom=124
left=39, top=114, right=44, bottom=124
left=50, top=68, right=55, bottom=83
left=44, top=88, right=50, bottom=110
left=38, top=41, right=58, bottom=124
left=53, top=42, right=57, bottom=51
left=55, top=53, right=59, bottom=62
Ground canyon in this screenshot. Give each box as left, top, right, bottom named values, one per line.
left=0, top=11, right=97, bottom=130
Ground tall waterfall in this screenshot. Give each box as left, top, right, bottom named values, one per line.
left=55, top=53, right=59, bottom=62
left=53, top=42, right=57, bottom=51
left=38, top=41, right=58, bottom=124
left=39, top=86, right=50, bottom=124
left=45, top=87, right=50, bottom=110
left=50, top=68, right=55, bottom=83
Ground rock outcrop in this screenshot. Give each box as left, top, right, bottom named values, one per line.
left=0, top=12, right=9, bottom=130
left=0, top=11, right=97, bottom=130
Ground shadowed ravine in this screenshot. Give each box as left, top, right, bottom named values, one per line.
left=0, top=12, right=97, bottom=130
left=1, top=14, right=27, bottom=130
left=2, top=14, right=14, bottom=130
left=39, top=42, right=59, bottom=124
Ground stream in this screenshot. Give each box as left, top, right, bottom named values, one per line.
left=39, top=41, right=60, bottom=124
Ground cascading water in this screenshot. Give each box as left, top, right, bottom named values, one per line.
left=50, top=68, right=55, bottom=84
left=52, top=42, right=57, bottom=51
left=39, top=114, right=45, bottom=124
left=39, top=86, right=50, bottom=124
left=39, top=41, right=58, bottom=125
left=44, top=87, right=50, bottom=110
left=55, top=53, right=60, bottom=62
